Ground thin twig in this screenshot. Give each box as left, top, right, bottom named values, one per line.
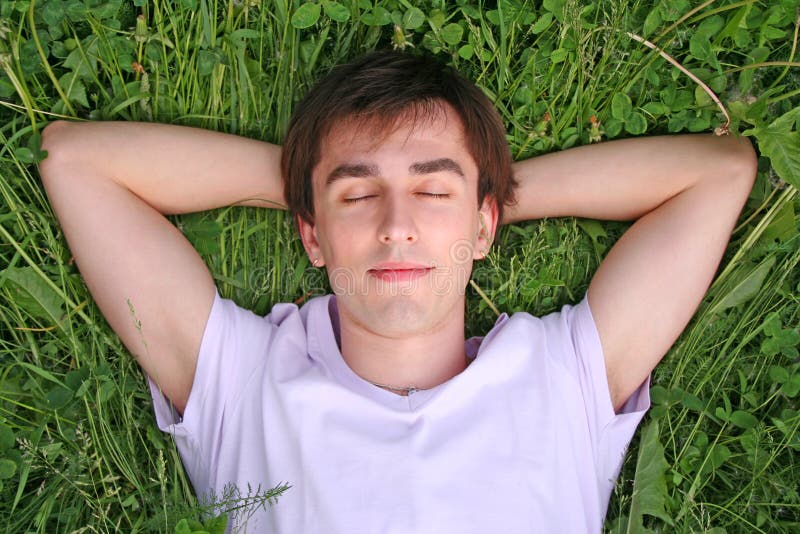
left=469, top=279, right=501, bottom=317
left=626, top=31, right=731, bottom=135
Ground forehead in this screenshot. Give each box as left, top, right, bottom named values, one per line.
left=314, top=103, right=474, bottom=180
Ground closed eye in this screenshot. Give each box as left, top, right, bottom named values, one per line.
left=417, top=193, right=449, bottom=199
left=343, top=195, right=376, bottom=204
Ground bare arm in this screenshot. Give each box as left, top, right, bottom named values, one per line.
left=506, top=134, right=757, bottom=411
left=39, top=120, right=284, bottom=413
left=42, top=120, right=285, bottom=213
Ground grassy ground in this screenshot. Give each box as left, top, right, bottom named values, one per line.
left=0, top=0, right=799, bottom=532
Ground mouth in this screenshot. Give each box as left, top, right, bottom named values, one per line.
left=368, top=263, right=433, bottom=283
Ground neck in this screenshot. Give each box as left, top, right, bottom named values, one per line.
left=335, top=298, right=469, bottom=396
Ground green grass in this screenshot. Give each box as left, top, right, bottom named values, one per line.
left=1, top=0, right=799, bottom=531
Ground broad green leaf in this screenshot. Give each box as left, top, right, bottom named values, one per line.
left=688, top=114, right=711, bottom=132
left=63, top=40, right=98, bottom=79
left=532, top=13, right=552, bottom=34
left=744, top=108, right=800, bottom=189
left=575, top=218, right=607, bottom=261
left=65, top=0, right=86, bottom=20
left=291, top=3, right=321, bottom=29
left=697, top=15, right=725, bottom=37
left=1, top=266, right=64, bottom=325
left=361, top=7, right=391, bottom=26
left=604, top=117, right=623, bottom=138
left=629, top=421, right=673, bottom=526
left=762, top=25, right=786, bottom=40
left=695, top=85, right=712, bottom=107
left=14, top=133, right=47, bottom=164
left=681, top=392, right=705, bottom=412
left=441, top=23, right=463, bottom=45
left=58, top=71, right=89, bottom=107
left=203, top=513, right=228, bottom=534
left=624, top=112, right=647, bottom=135
left=121, top=495, right=139, bottom=509
left=0, top=459, right=16, bottom=480
left=642, top=102, right=669, bottom=116
left=661, top=0, right=689, bottom=22
left=460, top=5, right=480, bottom=19
left=782, top=375, right=800, bottom=397
left=710, top=444, right=731, bottom=468
left=98, top=381, right=117, bottom=404
left=649, top=385, right=668, bottom=405
left=14, top=147, right=35, bottom=164
left=46, top=385, right=73, bottom=410
left=428, top=9, right=445, bottom=29
left=668, top=113, right=688, bottom=133
left=760, top=337, right=783, bottom=356
left=65, top=367, right=89, bottom=391
left=690, top=32, right=713, bottom=62
left=542, top=0, right=565, bottom=21
left=322, top=1, right=350, bottom=22
left=611, top=93, right=632, bottom=121
left=41, top=0, right=66, bottom=27
left=550, top=48, right=568, bottom=63
left=174, top=519, right=192, bottom=534
left=759, top=199, right=795, bottom=243
left=776, top=328, right=800, bottom=347
left=0, top=424, right=14, bottom=452
left=643, top=8, right=661, bottom=37
left=769, top=365, right=789, bottom=384
left=402, top=7, right=425, bottom=30
left=458, top=44, right=474, bottom=59
left=730, top=410, right=758, bottom=429
left=0, top=78, right=14, bottom=98
left=185, top=518, right=205, bottom=530
left=181, top=217, right=223, bottom=256
left=714, top=256, right=775, bottom=312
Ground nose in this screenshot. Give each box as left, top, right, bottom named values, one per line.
left=378, top=195, right=418, bottom=244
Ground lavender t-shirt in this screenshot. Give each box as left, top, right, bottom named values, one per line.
left=149, top=289, right=650, bottom=533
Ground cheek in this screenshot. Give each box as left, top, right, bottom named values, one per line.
left=317, top=220, right=363, bottom=262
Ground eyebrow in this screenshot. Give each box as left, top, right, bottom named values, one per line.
left=325, top=163, right=380, bottom=185
left=326, top=158, right=464, bottom=186
left=410, top=158, right=464, bottom=178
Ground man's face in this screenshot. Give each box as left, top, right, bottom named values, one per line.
left=298, top=103, right=497, bottom=338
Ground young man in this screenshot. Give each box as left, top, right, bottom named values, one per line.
left=38, top=51, right=756, bottom=532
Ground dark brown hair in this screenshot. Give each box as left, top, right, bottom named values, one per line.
left=281, top=50, right=517, bottom=226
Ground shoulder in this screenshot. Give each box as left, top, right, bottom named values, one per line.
left=211, top=290, right=332, bottom=331
left=494, top=294, right=595, bottom=350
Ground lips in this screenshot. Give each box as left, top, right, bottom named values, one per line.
left=368, top=262, right=433, bottom=283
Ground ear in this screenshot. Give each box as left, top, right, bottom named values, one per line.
left=474, top=196, right=499, bottom=260
left=297, top=214, right=325, bottom=267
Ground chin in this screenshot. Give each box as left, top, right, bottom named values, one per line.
left=343, top=292, right=446, bottom=338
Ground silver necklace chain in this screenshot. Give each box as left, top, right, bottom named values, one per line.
left=366, top=356, right=473, bottom=395
left=368, top=382, right=424, bottom=395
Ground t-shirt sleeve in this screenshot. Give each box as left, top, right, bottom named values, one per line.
left=147, top=286, right=275, bottom=490
left=562, top=291, right=650, bottom=426
left=544, top=291, right=651, bottom=502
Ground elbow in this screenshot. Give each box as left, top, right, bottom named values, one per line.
left=711, top=134, right=758, bottom=202
left=38, top=120, right=71, bottom=180
left=731, top=135, right=758, bottom=186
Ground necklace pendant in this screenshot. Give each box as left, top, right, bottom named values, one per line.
left=407, top=387, right=417, bottom=395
